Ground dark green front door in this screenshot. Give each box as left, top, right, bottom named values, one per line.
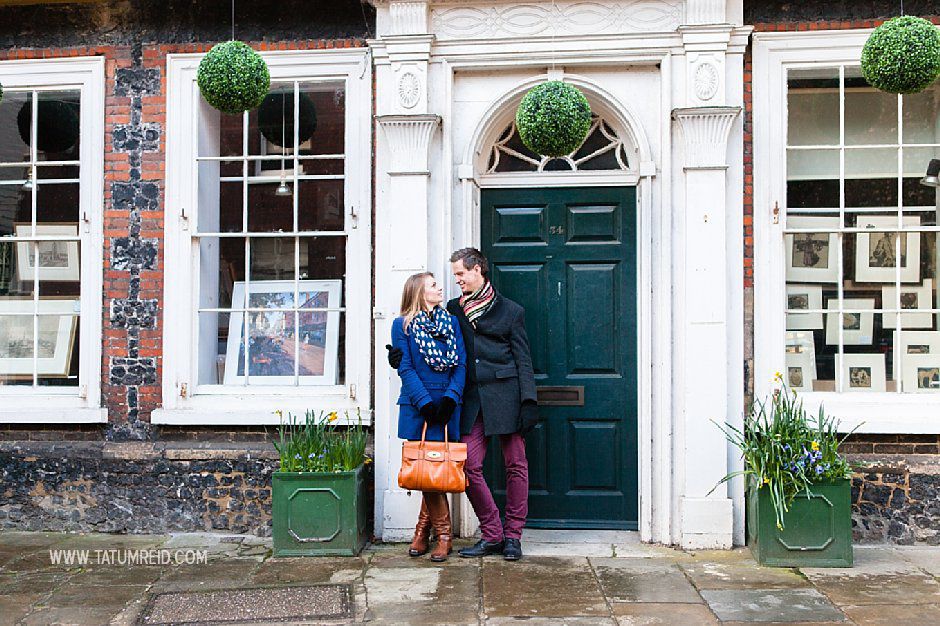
left=481, top=186, right=638, bottom=529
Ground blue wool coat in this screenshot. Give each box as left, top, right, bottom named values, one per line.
left=392, top=312, right=466, bottom=442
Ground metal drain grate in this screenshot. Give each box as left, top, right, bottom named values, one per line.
left=139, top=584, right=351, bottom=625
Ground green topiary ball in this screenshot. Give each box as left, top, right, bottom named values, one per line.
left=197, top=41, right=271, bottom=115
left=861, top=16, right=940, bottom=94
left=258, top=91, right=317, bottom=148
left=515, top=81, right=592, bottom=158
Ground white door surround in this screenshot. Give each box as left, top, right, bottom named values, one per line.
left=369, top=0, right=750, bottom=549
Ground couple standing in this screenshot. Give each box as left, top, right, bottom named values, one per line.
left=389, top=247, right=538, bottom=562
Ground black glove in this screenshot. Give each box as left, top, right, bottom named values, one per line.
left=418, top=402, right=436, bottom=423
left=386, top=344, right=403, bottom=369
left=519, top=400, right=540, bottom=435
left=434, top=396, right=457, bottom=425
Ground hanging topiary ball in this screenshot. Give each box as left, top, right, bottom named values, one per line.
left=16, top=98, right=80, bottom=154
left=861, top=16, right=940, bottom=94
left=515, top=81, right=592, bottom=158
left=197, top=40, right=271, bottom=115
left=257, top=91, right=317, bottom=148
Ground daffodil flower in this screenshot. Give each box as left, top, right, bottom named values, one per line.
left=811, top=441, right=820, bottom=452
left=328, top=412, right=339, bottom=422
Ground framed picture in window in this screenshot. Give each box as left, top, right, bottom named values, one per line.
left=837, top=353, right=886, bottom=393
left=0, top=298, right=79, bottom=378
left=826, top=298, right=875, bottom=346
left=854, top=215, right=920, bottom=283
left=901, top=354, right=940, bottom=392
left=882, top=279, right=934, bottom=329
left=14, top=223, right=80, bottom=282
left=786, top=284, right=824, bottom=330
left=223, top=279, right=342, bottom=386
left=893, top=331, right=940, bottom=388
left=785, top=331, right=816, bottom=392
left=785, top=216, right=840, bottom=283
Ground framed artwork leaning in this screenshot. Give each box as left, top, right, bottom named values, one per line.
left=882, top=279, right=934, bottom=329
left=785, top=331, right=817, bottom=392
left=893, top=331, right=940, bottom=390
left=854, top=215, right=920, bottom=283
left=785, top=216, right=839, bottom=283
left=786, top=284, right=824, bottom=330
left=901, top=353, right=940, bottom=392
left=826, top=298, right=876, bottom=346
left=0, top=298, right=80, bottom=379
left=837, top=353, right=887, bottom=393
left=13, top=223, right=80, bottom=282
left=223, top=279, right=342, bottom=386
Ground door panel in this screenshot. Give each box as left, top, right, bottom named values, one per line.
left=481, top=186, right=638, bottom=529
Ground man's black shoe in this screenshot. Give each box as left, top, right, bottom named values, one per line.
left=503, top=538, right=522, bottom=561
left=458, top=539, right=505, bottom=558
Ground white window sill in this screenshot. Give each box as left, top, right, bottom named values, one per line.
left=0, top=407, right=108, bottom=424
left=790, top=392, right=940, bottom=434
left=152, top=407, right=373, bottom=426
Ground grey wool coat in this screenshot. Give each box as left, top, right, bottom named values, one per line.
left=446, top=292, right=537, bottom=436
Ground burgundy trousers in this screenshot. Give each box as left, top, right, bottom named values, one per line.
left=461, top=413, right=529, bottom=541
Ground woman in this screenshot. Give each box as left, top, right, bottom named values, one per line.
left=391, top=272, right=466, bottom=562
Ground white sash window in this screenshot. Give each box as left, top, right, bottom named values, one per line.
left=754, top=30, right=940, bottom=432
left=0, top=58, right=105, bottom=423
left=158, top=51, right=372, bottom=425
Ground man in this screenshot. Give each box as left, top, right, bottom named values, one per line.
left=388, top=247, right=538, bottom=560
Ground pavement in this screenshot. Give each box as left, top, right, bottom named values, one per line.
left=1, top=529, right=939, bottom=625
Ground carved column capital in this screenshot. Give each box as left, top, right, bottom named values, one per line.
left=377, top=114, right=441, bottom=174
left=672, top=106, right=740, bottom=169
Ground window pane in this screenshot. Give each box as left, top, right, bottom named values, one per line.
left=844, top=69, right=898, bottom=146
left=197, top=311, right=230, bottom=385
left=200, top=109, right=244, bottom=159
left=34, top=91, right=81, bottom=162
left=297, top=179, right=344, bottom=232
left=845, top=148, right=898, bottom=181
left=0, top=91, right=31, bottom=163
left=834, top=313, right=890, bottom=393
left=902, top=83, right=940, bottom=145
left=0, top=173, right=32, bottom=237
left=247, top=180, right=294, bottom=232
left=787, top=68, right=840, bottom=146
left=36, top=181, right=79, bottom=226
left=0, top=313, right=35, bottom=386
left=37, top=312, right=79, bottom=387
left=249, top=236, right=296, bottom=284
left=301, top=82, right=345, bottom=156
left=199, top=236, right=245, bottom=310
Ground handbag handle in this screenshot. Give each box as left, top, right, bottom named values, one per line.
left=419, top=421, right=451, bottom=457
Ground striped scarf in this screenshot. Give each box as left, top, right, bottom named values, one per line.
left=460, top=281, right=496, bottom=328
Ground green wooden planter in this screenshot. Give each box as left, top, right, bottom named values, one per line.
left=747, top=478, right=853, bottom=567
left=272, top=464, right=368, bottom=557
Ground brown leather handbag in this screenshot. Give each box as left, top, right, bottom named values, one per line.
left=398, top=423, right=468, bottom=493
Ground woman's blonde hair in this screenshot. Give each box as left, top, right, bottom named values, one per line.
left=400, top=272, right=434, bottom=333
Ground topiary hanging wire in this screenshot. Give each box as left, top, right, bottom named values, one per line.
left=515, top=81, right=592, bottom=158
left=197, top=40, right=271, bottom=115
left=861, top=16, right=940, bottom=94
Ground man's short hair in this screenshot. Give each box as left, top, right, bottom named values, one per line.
left=449, top=247, right=489, bottom=276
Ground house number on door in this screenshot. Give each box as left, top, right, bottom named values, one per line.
left=550, top=225, right=565, bottom=234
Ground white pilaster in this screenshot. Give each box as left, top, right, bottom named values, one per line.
left=673, top=105, right=740, bottom=549
left=372, top=6, right=441, bottom=538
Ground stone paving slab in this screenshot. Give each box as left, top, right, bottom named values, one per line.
left=680, top=550, right=810, bottom=590
left=591, top=558, right=703, bottom=604
left=807, top=572, right=940, bottom=605
left=483, top=556, right=609, bottom=618
left=699, top=589, right=847, bottom=623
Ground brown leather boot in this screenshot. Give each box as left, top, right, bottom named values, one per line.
left=426, top=493, right=452, bottom=563
left=408, top=496, right=432, bottom=557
